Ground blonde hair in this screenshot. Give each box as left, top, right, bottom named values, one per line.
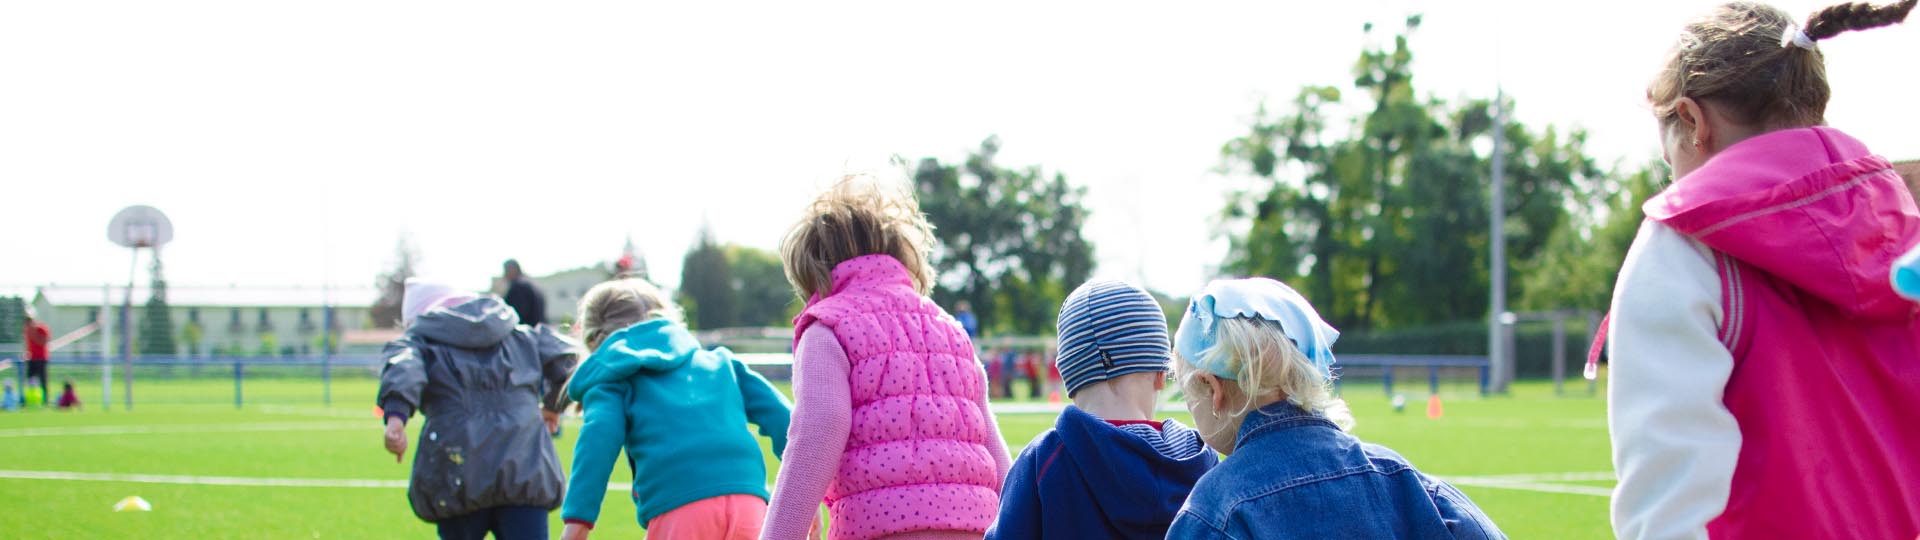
left=575, top=278, right=682, bottom=351
left=1176, top=317, right=1353, bottom=432
left=1649, top=1, right=1915, bottom=130
left=779, top=176, right=937, bottom=300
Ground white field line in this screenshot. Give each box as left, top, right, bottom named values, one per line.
left=1, top=465, right=1614, bottom=499
left=1443, top=477, right=1615, bottom=497
left=0, top=421, right=374, bottom=438
left=0, top=469, right=636, bottom=492
left=1453, top=471, right=1616, bottom=483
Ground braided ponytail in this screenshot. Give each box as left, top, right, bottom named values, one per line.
left=1805, top=0, right=1917, bottom=41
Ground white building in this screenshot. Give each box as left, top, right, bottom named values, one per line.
left=30, top=285, right=379, bottom=357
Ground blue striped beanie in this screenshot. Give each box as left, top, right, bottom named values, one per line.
left=1055, top=280, right=1173, bottom=397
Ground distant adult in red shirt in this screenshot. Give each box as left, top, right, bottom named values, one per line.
left=23, top=311, right=50, bottom=401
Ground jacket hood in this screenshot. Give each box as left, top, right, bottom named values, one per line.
left=566, top=319, right=699, bottom=401
left=410, top=296, right=519, bottom=348
left=1053, top=406, right=1215, bottom=534
left=1646, top=126, right=1920, bottom=320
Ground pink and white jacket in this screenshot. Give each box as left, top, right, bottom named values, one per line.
left=1608, top=126, right=1920, bottom=540
left=763, top=254, right=1007, bottom=540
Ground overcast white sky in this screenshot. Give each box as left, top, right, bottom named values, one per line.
left=3, top=0, right=1915, bottom=299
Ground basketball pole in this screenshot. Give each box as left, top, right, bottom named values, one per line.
left=122, top=244, right=138, bottom=411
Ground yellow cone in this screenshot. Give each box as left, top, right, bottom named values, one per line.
left=114, top=496, right=152, bottom=512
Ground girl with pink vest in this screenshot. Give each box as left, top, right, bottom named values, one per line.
left=761, top=178, right=1012, bottom=540
left=1606, top=2, right=1920, bottom=539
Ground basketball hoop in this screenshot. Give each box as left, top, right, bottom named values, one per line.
left=108, top=206, right=173, bottom=249
left=104, top=205, right=173, bottom=411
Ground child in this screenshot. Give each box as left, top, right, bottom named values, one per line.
left=376, top=279, right=580, bottom=540
left=762, top=177, right=1012, bottom=540
left=2, top=379, right=19, bottom=411
left=1606, top=2, right=1920, bottom=539
left=986, top=280, right=1218, bottom=540
left=558, top=279, right=793, bottom=540
left=55, top=380, right=80, bottom=410
left=1164, top=278, right=1504, bottom=540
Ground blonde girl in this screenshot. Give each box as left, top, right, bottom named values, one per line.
left=1164, top=278, right=1502, bottom=540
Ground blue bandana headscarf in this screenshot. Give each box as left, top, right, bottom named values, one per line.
left=1895, top=244, right=1920, bottom=301
left=1174, top=277, right=1340, bottom=380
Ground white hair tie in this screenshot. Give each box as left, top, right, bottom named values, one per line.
left=1781, top=24, right=1818, bottom=50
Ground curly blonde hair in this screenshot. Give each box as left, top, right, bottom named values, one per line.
left=1175, top=317, right=1353, bottom=432
left=779, top=176, right=937, bottom=300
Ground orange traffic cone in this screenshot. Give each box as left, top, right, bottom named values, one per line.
left=373, top=405, right=385, bottom=419
left=1426, top=394, right=1444, bottom=419
left=1047, top=390, right=1061, bottom=405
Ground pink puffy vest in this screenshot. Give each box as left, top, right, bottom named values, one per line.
left=793, top=254, right=1001, bottom=540
left=1646, top=127, right=1920, bottom=539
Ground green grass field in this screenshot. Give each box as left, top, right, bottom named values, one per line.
left=0, top=376, right=1612, bottom=539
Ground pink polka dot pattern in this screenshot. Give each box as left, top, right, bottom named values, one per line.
left=792, top=254, right=1000, bottom=540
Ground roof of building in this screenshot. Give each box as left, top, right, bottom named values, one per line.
left=34, top=285, right=380, bottom=309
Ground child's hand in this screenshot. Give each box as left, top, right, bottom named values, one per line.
left=542, top=409, right=561, bottom=435
left=560, top=522, right=590, bottom=540
left=384, top=418, right=407, bottom=463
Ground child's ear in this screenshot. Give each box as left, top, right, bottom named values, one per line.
left=1203, top=374, right=1229, bottom=413
left=1153, top=372, right=1168, bottom=391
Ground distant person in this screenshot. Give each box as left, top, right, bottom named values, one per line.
left=1165, top=278, right=1503, bottom=540
left=761, top=178, right=1011, bottom=540
left=2, top=379, right=19, bottom=411
left=987, top=280, right=1218, bottom=540
left=559, top=279, right=792, bottom=540
left=954, top=300, right=979, bottom=337
left=502, top=259, right=548, bottom=327
left=55, top=380, right=80, bottom=410
left=23, top=310, right=50, bottom=400
left=1603, top=2, right=1920, bottom=539
left=377, top=278, right=581, bottom=540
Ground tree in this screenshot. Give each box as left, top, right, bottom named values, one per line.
left=914, top=136, right=1096, bottom=335
left=726, top=245, right=794, bottom=327
left=370, top=236, right=420, bottom=329
left=138, top=255, right=178, bottom=356
left=1219, top=19, right=1604, bottom=331
left=678, top=224, right=735, bottom=331
left=1517, top=163, right=1663, bottom=312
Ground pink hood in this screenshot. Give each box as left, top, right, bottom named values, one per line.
left=1645, top=126, right=1920, bottom=320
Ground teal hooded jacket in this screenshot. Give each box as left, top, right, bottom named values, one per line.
left=559, top=319, right=792, bottom=528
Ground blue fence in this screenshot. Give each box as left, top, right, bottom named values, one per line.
left=1334, top=354, right=1491, bottom=396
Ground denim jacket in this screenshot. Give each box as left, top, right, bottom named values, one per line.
left=1166, top=402, right=1505, bottom=540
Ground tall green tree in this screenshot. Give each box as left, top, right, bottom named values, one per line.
left=726, top=245, right=794, bottom=327
left=914, top=136, right=1096, bottom=335
left=1518, top=163, right=1663, bottom=312
left=1220, top=19, right=1604, bottom=331
left=138, top=255, right=178, bottom=356
left=678, top=225, right=736, bottom=331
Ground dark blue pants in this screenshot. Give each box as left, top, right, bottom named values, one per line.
left=436, top=505, right=548, bottom=540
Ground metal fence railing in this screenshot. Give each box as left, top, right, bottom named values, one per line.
left=4, top=355, right=384, bottom=410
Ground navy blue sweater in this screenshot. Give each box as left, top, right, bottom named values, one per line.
left=987, top=405, right=1219, bottom=540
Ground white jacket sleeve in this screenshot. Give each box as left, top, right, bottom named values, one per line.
left=1607, top=221, right=1742, bottom=540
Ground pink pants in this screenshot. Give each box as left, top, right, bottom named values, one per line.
left=645, top=494, right=767, bottom=540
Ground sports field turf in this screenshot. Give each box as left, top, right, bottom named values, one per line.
left=0, top=377, right=1611, bottom=539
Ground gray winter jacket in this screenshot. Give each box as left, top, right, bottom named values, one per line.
left=377, top=296, right=581, bottom=522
